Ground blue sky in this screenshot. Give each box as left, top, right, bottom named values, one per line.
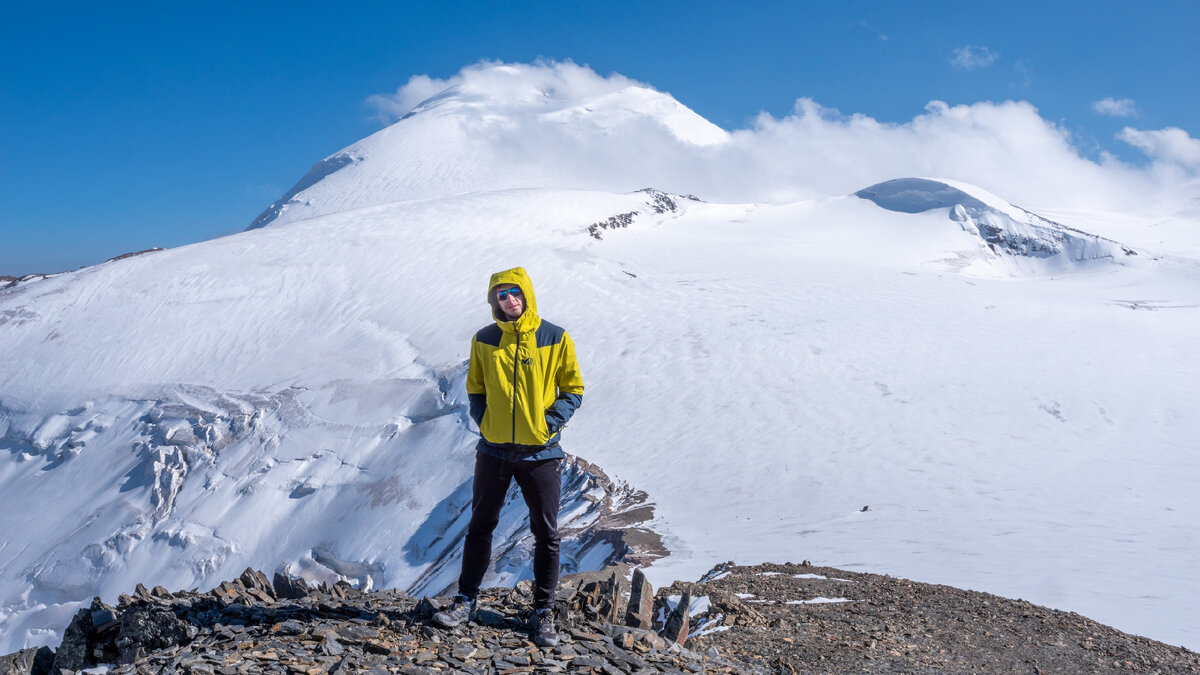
left=2, top=0, right=1197, bottom=276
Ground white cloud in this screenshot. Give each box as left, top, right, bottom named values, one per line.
left=366, top=74, right=456, bottom=122
left=361, top=60, right=1195, bottom=213
left=950, top=46, right=999, bottom=70
left=711, top=97, right=1153, bottom=209
left=1118, top=127, right=1200, bottom=169
left=1092, top=97, right=1138, bottom=117
left=366, top=59, right=643, bottom=123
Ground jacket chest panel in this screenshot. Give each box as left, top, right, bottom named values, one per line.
left=490, top=337, right=544, bottom=384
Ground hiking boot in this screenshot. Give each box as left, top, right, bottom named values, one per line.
left=432, top=594, right=476, bottom=628
left=530, top=607, right=559, bottom=647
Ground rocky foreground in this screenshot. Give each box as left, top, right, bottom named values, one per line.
left=2, top=562, right=1197, bottom=674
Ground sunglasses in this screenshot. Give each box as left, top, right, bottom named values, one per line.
left=496, top=288, right=524, bottom=300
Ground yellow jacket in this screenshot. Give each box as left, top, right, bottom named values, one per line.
left=466, top=267, right=584, bottom=459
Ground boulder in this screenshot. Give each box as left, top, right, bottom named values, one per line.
left=115, top=606, right=190, bottom=664
left=659, top=590, right=690, bottom=645
left=625, top=568, right=654, bottom=629
left=0, top=646, right=54, bottom=675
left=238, top=568, right=275, bottom=598
left=273, top=570, right=311, bottom=599
left=51, top=598, right=114, bottom=672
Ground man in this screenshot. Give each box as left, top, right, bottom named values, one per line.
left=433, top=266, right=584, bottom=648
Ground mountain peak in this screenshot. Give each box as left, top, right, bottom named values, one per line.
left=854, top=177, right=1137, bottom=271
left=249, top=63, right=726, bottom=230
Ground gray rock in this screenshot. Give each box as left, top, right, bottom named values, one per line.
left=322, top=634, right=344, bottom=656
left=276, top=619, right=309, bottom=635
left=0, top=646, right=54, bottom=675
left=625, top=568, right=654, bottom=629
left=570, top=654, right=608, bottom=667
left=414, top=597, right=438, bottom=621
left=52, top=599, right=104, bottom=672
left=238, top=568, right=274, bottom=599
left=115, top=606, right=191, bottom=663
left=451, top=644, right=477, bottom=660
left=272, top=571, right=310, bottom=600
left=335, top=624, right=379, bottom=644
left=90, top=608, right=118, bottom=634
left=503, top=652, right=531, bottom=666
left=658, top=591, right=690, bottom=645
left=15, top=569, right=753, bottom=675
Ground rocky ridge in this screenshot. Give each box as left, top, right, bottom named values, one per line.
left=677, top=562, right=1200, bottom=674
left=587, top=189, right=699, bottom=240
left=3, top=562, right=1198, bottom=674
left=0, top=567, right=738, bottom=675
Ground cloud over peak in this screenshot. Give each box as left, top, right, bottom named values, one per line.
left=366, top=59, right=645, bottom=123
left=355, top=60, right=1197, bottom=214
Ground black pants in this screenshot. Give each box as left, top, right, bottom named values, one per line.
left=458, top=453, right=562, bottom=609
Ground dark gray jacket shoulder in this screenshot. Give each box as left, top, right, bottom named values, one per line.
left=535, top=320, right=566, bottom=348
left=474, top=324, right=503, bottom=347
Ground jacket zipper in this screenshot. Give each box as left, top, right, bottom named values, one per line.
left=511, top=331, right=520, bottom=444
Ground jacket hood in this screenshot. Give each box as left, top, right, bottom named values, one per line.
left=487, top=266, right=540, bottom=332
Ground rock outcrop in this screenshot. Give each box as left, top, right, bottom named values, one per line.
left=1, top=567, right=735, bottom=674
left=5, top=562, right=1199, bottom=674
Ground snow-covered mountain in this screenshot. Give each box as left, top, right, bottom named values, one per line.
left=854, top=177, right=1138, bottom=274
left=249, top=65, right=727, bottom=230
left=2, top=65, right=1198, bottom=654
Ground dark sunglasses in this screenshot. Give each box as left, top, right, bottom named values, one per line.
left=496, top=288, right=523, bottom=300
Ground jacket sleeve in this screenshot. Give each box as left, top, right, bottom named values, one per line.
left=466, top=337, right=486, bottom=427
left=545, top=331, right=584, bottom=432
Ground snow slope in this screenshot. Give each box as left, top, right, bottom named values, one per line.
left=854, top=177, right=1138, bottom=275
left=2, top=68, right=1198, bottom=653
left=250, top=66, right=726, bottom=229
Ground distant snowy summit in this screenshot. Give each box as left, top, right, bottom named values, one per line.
left=247, top=62, right=1138, bottom=280
left=249, top=64, right=727, bottom=230
left=855, top=177, right=1137, bottom=271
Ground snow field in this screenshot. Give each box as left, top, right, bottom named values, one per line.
left=0, top=186, right=1197, bottom=652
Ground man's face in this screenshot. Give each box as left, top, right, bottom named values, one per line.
left=494, top=283, right=525, bottom=320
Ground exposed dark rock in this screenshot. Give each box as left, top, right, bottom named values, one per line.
left=7, top=564, right=1198, bottom=674
left=854, top=177, right=1138, bottom=264
left=586, top=189, right=700, bottom=241
left=567, top=569, right=623, bottom=624
left=237, top=567, right=274, bottom=599
left=588, top=211, right=637, bottom=239
left=50, top=597, right=106, bottom=672
left=248, top=152, right=359, bottom=230
left=273, top=570, right=311, bottom=599
left=659, top=589, right=691, bottom=645
left=0, top=646, right=53, bottom=675
left=90, top=607, right=118, bottom=634
left=0, top=249, right=163, bottom=290
left=637, top=187, right=680, bottom=213
left=675, top=562, right=1200, bottom=673
left=13, top=569, right=742, bottom=674
left=105, top=248, right=164, bottom=263
left=626, top=567, right=654, bottom=629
